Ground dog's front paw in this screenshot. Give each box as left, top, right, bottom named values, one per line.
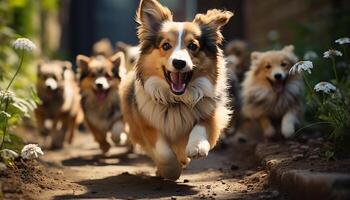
left=281, top=122, right=295, bottom=138
left=186, top=140, right=210, bottom=160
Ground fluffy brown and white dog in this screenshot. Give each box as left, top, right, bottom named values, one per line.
left=76, top=53, right=127, bottom=153
left=119, top=0, right=232, bottom=180
left=35, top=60, right=82, bottom=149
left=241, top=45, right=303, bottom=139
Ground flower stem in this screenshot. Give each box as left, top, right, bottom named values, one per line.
left=1, top=49, right=25, bottom=149
left=0, top=98, right=10, bottom=150
left=303, top=73, right=321, bottom=105
left=331, top=57, right=339, bottom=82
left=6, top=50, right=24, bottom=91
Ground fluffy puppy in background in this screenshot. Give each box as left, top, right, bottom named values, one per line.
left=92, top=38, right=114, bottom=57
left=119, top=0, right=232, bottom=180
left=76, top=53, right=127, bottom=153
left=241, top=45, right=303, bottom=139
left=116, top=41, right=140, bottom=72
left=35, top=60, right=82, bottom=149
left=224, top=40, right=249, bottom=82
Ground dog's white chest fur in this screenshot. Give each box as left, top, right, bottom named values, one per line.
left=135, top=76, right=216, bottom=140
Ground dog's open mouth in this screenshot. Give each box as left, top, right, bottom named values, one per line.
left=267, top=78, right=286, bottom=93
left=163, top=66, right=193, bottom=95
left=94, top=89, right=109, bottom=102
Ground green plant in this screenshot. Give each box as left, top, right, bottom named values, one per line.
left=0, top=38, right=38, bottom=167
left=292, top=37, right=350, bottom=156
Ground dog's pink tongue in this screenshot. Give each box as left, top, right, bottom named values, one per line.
left=275, top=81, right=284, bottom=93
left=170, top=72, right=185, bottom=93
left=96, top=91, right=107, bottom=102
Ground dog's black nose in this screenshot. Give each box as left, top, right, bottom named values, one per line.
left=274, top=73, right=283, bottom=80
left=96, top=83, right=103, bottom=89
left=172, top=59, right=186, bottom=70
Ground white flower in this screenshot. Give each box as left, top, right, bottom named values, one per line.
left=323, top=49, right=342, bottom=58
left=21, top=144, right=44, bottom=160
left=0, top=90, right=14, bottom=101
left=289, top=61, right=313, bottom=75
left=0, top=149, right=19, bottom=160
left=303, top=51, right=318, bottom=60
left=314, top=82, right=337, bottom=94
left=12, top=38, right=36, bottom=52
left=335, top=37, right=350, bottom=45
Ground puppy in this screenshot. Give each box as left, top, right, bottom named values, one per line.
left=224, top=40, right=249, bottom=82
left=76, top=53, right=126, bottom=153
left=92, top=38, right=114, bottom=57
left=116, top=41, right=140, bottom=72
left=35, top=60, right=82, bottom=149
left=119, top=0, right=232, bottom=180
left=241, top=45, right=303, bottom=139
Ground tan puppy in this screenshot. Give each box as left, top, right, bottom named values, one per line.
left=119, top=0, right=233, bottom=180
left=76, top=53, right=126, bottom=153
left=35, top=60, right=82, bottom=149
left=242, top=45, right=303, bottom=138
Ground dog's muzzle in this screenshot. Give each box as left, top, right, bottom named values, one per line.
left=95, top=77, right=110, bottom=90
left=45, top=78, right=58, bottom=91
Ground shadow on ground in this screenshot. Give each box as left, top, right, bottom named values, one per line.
left=53, top=173, right=197, bottom=199
left=62, top=149, right=152, bottom=167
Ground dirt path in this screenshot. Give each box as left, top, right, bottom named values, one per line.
left=36, top=131, right=282, bottom=200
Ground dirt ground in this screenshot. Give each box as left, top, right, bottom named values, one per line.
left=2, top=128, right=285, bottom=200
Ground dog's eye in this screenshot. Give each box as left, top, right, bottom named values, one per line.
left=90, top=73, right=96, bottom=78
left=265, top=64, right=271, bottom=69
left=187, top=43, right=198, bottom=51
left=281, top=62, right=288, bottom=67
left=162, top=43, right=172, bottom=51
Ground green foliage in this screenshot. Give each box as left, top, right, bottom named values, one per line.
left=302, top=42, right=350, bottom=156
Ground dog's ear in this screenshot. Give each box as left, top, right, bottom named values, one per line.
left=193, top=9, right=233, bottom=44
left=61, top=61, right=74, bottom=80
left=37, top=60, right=44, bottom=74
left=76, top=55, right=90, bottom=81
left=282, top=45, right=298, bottom=64
left=282, top=45, right=295, bottom=53
left=251, top=51, right=262, bottom=61
left=62, top=61, right=72, bottom=71
left=116, top=41, right=129, bottom=53
left=110, top=52, right=126, bottom=79
left=136, top=0, right=172, bottom=42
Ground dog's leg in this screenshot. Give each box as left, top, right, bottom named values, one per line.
left=154, top=137, right=182, bottom=181
left=111, top=120, right=128, bottom=145
left=35, top=109, right=49, bottom=136
left=259, top=117, right=275, bottom=138
left=186, top=124, right=210, bottom=160
left=281, top=110, right=298, bottom=138
left=67, top=115, right=77, bottom=144
left=50, top=118, right=67, bottom=149
left=85, top=121, right=110, bottom=153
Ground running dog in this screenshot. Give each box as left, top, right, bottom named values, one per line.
left=241, top=45, right=303, bottom=139
left=35, top=60, right=82, bottom=149
left=119, top=0, right=233, bottom=180
left=76, top=53, right=127, bottom=153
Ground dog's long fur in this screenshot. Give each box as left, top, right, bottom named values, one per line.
left=35, top=60, right=82, bottom=149
left=119, top=0, right=232, bottom=180
left=242, top=45, right=303, bottom=138
left=76, top=53, right=126, bottom=153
